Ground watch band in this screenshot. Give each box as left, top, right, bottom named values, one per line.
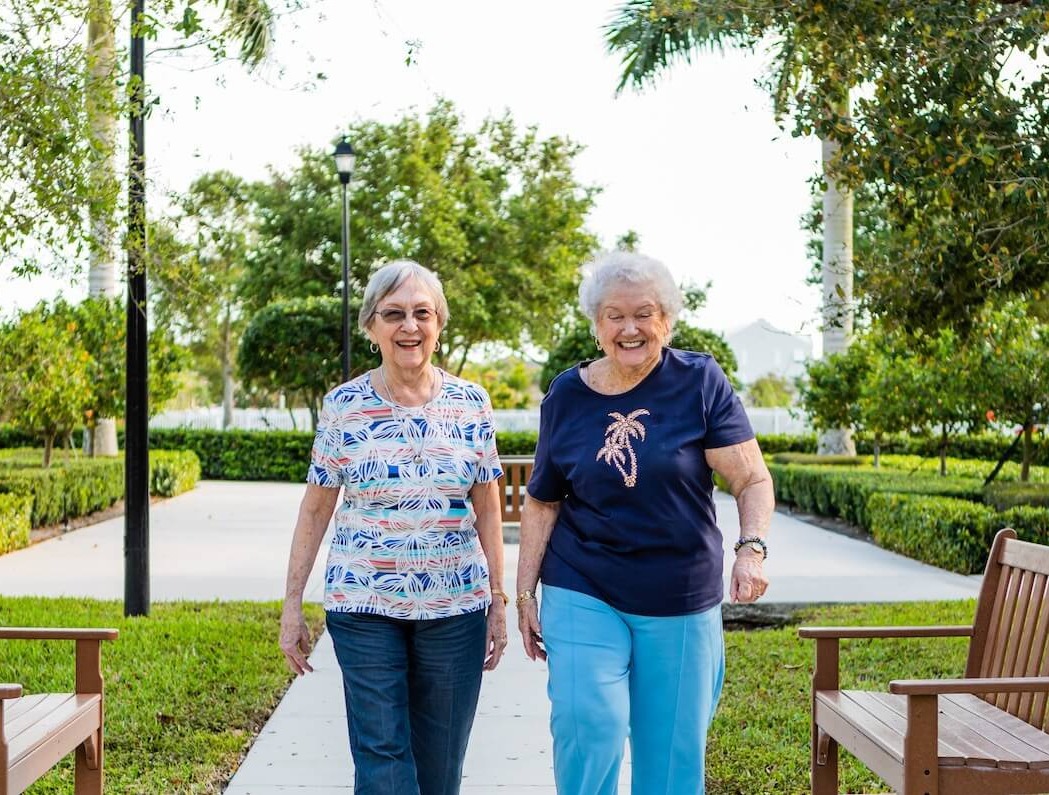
left=733, top=535, right=768, bottom=559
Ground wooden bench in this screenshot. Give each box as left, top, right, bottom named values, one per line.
left=800, top=528, right=1049, bottom=794
left=0, top=628, right=118, bottom=795
left=498, top=456, right=534, bottom=524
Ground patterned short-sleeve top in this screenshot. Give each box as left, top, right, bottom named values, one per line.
left=308, top=370, right=503, bottom=620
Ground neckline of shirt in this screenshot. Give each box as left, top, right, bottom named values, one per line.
left=368, top=367, right=448, bottom=412
left=574, top=347, right=668, bottom=398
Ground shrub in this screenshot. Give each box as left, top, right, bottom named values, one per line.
left=756, top=433, right=816, bottom=454
left=770, top=453, right=868, bottom=466
left=984, top=482, right=1049, bottom=511
left=999, top=505, right=1049, bottom=546
left=769, top=463, right=984, bottom=529
left=497, top=431, right=539, bottom=456
left=150, top=450, right=202, bottom=497
left=877, top=454, right=1049, bottom=483
left=0, top=460, right=124, bottom=527
left=0, top=493, right=31, bottom=553
left=867, top=492, right=997, bottom=574
left=0, top=451, right=198, bottom=528
left=149, top=429, right=312, bottom=481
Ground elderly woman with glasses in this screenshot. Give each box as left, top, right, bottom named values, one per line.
left=279, top=260, right=508, bottom=795
left=516, top=250, right=774, bottom=795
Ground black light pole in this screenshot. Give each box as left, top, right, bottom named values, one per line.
left=333, top=137, right=356, bottom=383
left=125, top=0, right=149, bottom=617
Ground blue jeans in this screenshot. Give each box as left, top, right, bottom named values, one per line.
left=326, top=609, right=487, bottom=795
left=541, top=586, right=725, bottom=795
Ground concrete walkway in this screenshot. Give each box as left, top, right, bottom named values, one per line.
left=0, top=481, right=983, bottom=793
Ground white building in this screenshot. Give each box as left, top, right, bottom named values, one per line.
left=726, top=319, right=813, bottom=386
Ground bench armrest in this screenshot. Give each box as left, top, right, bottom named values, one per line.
left=0, top=628, right=118, bottom=641
left=890, top=676, right=1049, bottom=695
left=0, top=684, right=22, bottom=699
left=798, top=625, right=972, bottom=640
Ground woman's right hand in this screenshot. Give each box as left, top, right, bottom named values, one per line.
left=517, top=597, right=546, bottom=662
left=279, top=602, right=314, bottom=675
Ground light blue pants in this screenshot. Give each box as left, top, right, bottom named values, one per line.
left=541, top=586, right=725, bottom=795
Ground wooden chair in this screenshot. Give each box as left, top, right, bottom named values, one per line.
left=0, top=627, right=118, bottom=795
left=800, top=528, right=1049, bottom=794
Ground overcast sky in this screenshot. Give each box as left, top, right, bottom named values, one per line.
left=0, top=0, right=822, bottom=345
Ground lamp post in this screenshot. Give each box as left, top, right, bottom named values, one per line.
left=125, top=0, right=149, bottom=617
left=333, top=137, right=356, bottom=383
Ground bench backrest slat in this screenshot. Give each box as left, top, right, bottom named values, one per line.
left=968, top=529, right=1049, bottom=729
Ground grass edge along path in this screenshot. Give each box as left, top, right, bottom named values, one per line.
left=0, top=598, right=325, bottom=794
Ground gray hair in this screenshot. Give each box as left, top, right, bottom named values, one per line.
left=578, top=251, right=683, bottom=341
left=358, top=260, right=450, bottom=331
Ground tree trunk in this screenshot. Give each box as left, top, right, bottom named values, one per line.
left=873, top=439, right=881, bottom=468
left=817, top=91, right=856, bottom=457
left=1022, top=423, right=1034, bottom=483
left=43, top=434, right=55, bottom=468
left=940, top=427, right=949, bottom=477
left=86, top=0, right=119, bottom=457
left=221, top=307, right=234, bottom=429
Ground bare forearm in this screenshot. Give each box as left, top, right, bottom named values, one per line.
left=517, top=495, right=560, bottom=594
left=472, top=481, right=505, bottom=592
left=284, top=486, right=338, bottom=605
left=736, top=474, right=774, bottom=539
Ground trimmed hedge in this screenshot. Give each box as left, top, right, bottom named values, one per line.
left=0, top=450, right=201, bottom=534
left=149, top=429, right=311, bottom=481
left=0, top=493, right=31, bottom=554
left=151, top=450, right=203, bottom=497
left=1000, top=505, right=1049, bottom=545
left=0, top=459, right=125, bottom=527
left=877, top=454, right=1049, bottom=484
left=867, top=492, right=997, bottom=574
left=984, top=482, right=1049, bottom=511
left=867, top=495, right=1049, bottom=574
left=770, top=453, right=867, bottom=466
left=769, top=463, right=985, bottom=529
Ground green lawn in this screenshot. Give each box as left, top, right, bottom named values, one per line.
left=0, top=598, right=325, bottom=794
left=0, top=597, right=977, bottom=793
left=711, top=600, right=975, bottom=795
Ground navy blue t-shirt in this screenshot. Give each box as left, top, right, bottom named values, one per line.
left=527, top=348, right=754, bottom=616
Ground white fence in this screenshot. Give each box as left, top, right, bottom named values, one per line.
left=151, top=406, right=810, bottom=435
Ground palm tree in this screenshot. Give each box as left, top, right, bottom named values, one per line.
left=605, top=0, right=856, bottom=454
left=597, top=409, right=651, bottom=487
left=83, top=0, right=274, bottom=453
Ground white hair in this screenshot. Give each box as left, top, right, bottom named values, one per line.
left=577, top=250, right=683, bottom=342
left=358, top=260, right=450, bottom=331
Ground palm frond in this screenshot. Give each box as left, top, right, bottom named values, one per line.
left=221, top=0, right=273, bottom=68
left=605, top=0, right=764, bottom=94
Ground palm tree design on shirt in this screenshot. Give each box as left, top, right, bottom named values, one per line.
left=596, top=409, right=651, bottom=487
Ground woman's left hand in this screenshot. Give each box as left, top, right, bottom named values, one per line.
left=730, top=551, right=769, bottom=603
left=484, top=602, right=509, bottom=671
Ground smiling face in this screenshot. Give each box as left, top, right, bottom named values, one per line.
left=594, top=284, right=671, bottom=375
left=366, top=276, right=442, bottom=376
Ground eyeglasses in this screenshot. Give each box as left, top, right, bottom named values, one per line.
left=375, top=307, right=437, bottom=325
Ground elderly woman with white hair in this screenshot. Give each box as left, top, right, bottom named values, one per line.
left=279, top=260, right=508, bottom=795
left=516, top=251, right=774, bottom=794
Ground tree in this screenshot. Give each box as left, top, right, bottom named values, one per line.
left=239, top=100, right=600, bottom=371
left=152, top=172, right=255, bottom=427
left=237, top=297, right=380, bottom=429
left=461, top=358, right=537, bottom=409
left=81, top=0, right=276, bottom=453
left=0, top=306, right=91, bottom=466
left=977, top=300, right=1049, bottom=481
left=747, top=374, right=794, bottom=408
left=606, top=0, right=859, bottom=454
left=44, top=296, right=186, bottom=447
